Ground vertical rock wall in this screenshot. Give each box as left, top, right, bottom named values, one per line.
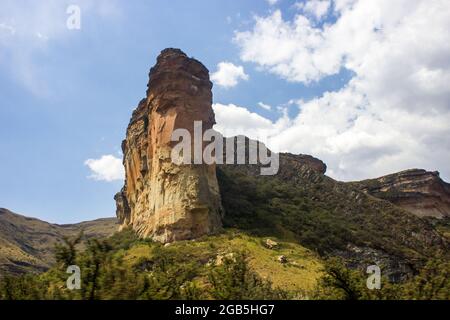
left=115, top=48, right=223, bottom=242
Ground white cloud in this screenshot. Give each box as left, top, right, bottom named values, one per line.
left=213, top=103, right=273, bottom=139
left=258, top=102, right=272, bottom=110
left=224, top=0, right=450, bottom=181
left=234, top=10, right=338, bottom=83
left=266, top=0, right=280, bottom=5
left=295, top=0, right=331, bottom=20
left=211, top=62, right=249, bottom=88
left=84, top=155, right=124, bottom=182
left=213, top=103, right=291, bottom=148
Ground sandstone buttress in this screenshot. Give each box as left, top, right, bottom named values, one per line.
left=115, top=48, right=223, bottom=242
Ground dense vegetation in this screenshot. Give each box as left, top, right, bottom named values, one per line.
left=0, top=230, right=288, bottom=300
left=313, top=257, right=450, bottom=300
left=217, top=166, right=447, bottom=273
left=0, top=228, right=448, bottom=300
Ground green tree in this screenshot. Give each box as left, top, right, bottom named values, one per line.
left=402, top=257, right=450, bottom=300
left=54, top=232, right=83, bottom=268
left=314, top=258, right=366, bottom=299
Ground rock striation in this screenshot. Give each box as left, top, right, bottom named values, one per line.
left=115, top=48, right=223, bottom=242
left=354, top=169, right=450, bottom=218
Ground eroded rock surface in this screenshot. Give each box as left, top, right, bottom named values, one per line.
left=354, top=169, right=450, bottom=218
left=115, top=48, right=223, bottom=242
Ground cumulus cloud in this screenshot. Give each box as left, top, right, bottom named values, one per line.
left=213, top=103, right=272, bottom=139
left=85, top=155, right=124, bottom=182
left=295, top=0, right=331, bottom=20
left=211, top=62, right=249, bottom=88
left=213, top=103, right=291, bottom=149
left=224, top=0, right=450, bottom=181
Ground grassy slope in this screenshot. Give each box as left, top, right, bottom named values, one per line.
left=0, top=208, right=118, bottom=276
left=119, top=230, right=323, bottom=293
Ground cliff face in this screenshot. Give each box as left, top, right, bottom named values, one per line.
left=354, top=169, right=450, bottom=218
left=115, top=48, right=223, bottom=243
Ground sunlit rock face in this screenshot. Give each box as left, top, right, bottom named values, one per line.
left=115, top=48, right=223, bottom=243
left=355, top=169, right=450, bottom=219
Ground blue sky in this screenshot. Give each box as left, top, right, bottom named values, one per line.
left=1, top=0, right=449, bottom=223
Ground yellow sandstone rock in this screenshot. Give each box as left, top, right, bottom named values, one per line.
left=115, top=48, right=223, bottom=243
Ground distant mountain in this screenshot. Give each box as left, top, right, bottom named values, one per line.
left=0, top=208, right=117, bottom=276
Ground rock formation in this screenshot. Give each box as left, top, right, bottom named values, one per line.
left=115, top=48, right=223, bottom=242
left=218, top=136, right=326, bottom=178
left=354, top=169, right=450, bottom=218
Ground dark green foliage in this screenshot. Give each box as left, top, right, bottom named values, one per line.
left=79, top=239, right=113, bottom=299
left=136, top=245, right=205, bottom=299
left=401, top=256, right=450, bottom=300
left=106, top=227, right=142, bottom=250
left=218, top=168, right=354, bottom=252
left=0, top=275, right=44, bottom=300
left=313, top=258, right=378, bottom=300
left=217, top=167, right=444, bottom=262
left=1, top=230, right=448, bottom=300
left=216, top=165, right=449, bottom=299
left=54, top=232, right=83, bottom=268
left=0, top=231, right=288, bottom=300
left=313, top=257, right=450, bottom=300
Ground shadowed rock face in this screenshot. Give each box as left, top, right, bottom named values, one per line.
left=353, top=169, right=450, bottom=218
left=115, top=48, right=223, bottom=243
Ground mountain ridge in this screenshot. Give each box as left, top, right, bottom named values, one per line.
left=0, top=208, right=117, bottom=276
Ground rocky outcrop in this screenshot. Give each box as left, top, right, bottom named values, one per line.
left=115, top=48, right=223, bottom=243
left=279, top=153, right=326, bottom=175
left=354, top=169, right=450, bottom=218
left=218, top=135, right=326, bottom=178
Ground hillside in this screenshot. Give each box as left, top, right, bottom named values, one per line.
left=121, top=230, right=323, bottom=294
left=1, top=150, right=449, bottom=282
left=217, top=150, right=449, bottom=281
left=0, top=208, right=117, bottom=276
left=1, top=227, right=448, bottom=300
